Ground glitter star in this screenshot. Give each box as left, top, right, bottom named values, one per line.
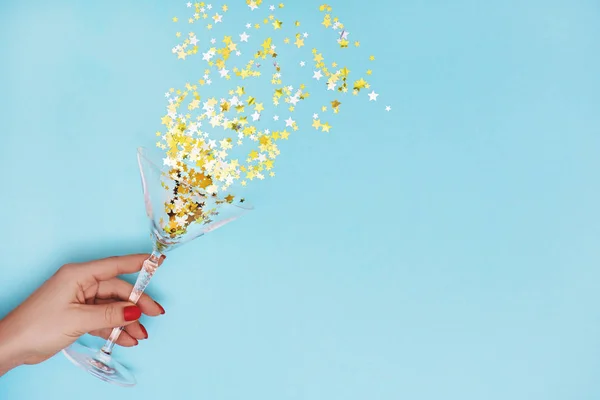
left=158, top=2, right=388, bottom=238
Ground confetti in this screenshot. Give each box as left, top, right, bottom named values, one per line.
left=157, top=2, right=389, bottom=238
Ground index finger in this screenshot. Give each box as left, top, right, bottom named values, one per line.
left=79, top=254, right=151, bottom=281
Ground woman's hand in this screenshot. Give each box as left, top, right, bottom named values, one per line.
left=0, top=254, right=165, bottom=375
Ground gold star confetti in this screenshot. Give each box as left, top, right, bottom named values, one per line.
left=157, top=1, right=389, bottom=238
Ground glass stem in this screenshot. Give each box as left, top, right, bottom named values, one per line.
left=100, top=250, right=163, bottom=355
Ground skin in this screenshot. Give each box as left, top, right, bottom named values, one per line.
left=0, top=254, right=165, bottom=376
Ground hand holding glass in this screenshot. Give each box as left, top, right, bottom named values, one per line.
left=62, top=147, right=252, bottom=386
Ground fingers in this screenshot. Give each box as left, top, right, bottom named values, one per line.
left=82, top=254, right=150, bottom=281
left=89, top=305, right=150, bottom=342
left=89, top=328, right=140, bottom=347
left=89, top=322, right=148, bottom=343
left=96, top=279, right=164, bottom=317
left=74, top=302, right=142, bottom=332
left=70, top=253, right=166, bottom=281
left=124, top=322, right=149, bottom=340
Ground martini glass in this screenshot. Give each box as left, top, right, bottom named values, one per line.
left=62, top=147, right=252, bottom=386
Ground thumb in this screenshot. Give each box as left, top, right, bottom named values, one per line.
left=75, top=302, right=142, bottom=332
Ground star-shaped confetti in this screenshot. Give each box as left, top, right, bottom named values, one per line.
left=156, top=1, right=390, bottom=238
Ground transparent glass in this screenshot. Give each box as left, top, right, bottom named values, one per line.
left=62, top=147, right=252, bottom=386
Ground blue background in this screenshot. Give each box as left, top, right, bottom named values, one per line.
left=1, top=0, right=600, bottom=399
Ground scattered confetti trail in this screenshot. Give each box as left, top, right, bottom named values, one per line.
left=156, top=2, right=388, bottom=239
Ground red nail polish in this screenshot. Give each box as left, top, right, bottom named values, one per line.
left=124, top=305, right=142, bottom=321
left=155, top=301, right=166, bottom=315
left=139, top=324, right=148, bottom=339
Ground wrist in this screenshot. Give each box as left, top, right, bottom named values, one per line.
left=0, top=315, right=28, bottom=376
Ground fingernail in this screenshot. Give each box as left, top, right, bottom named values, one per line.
left=124, top=305, right=142, bottom=321
left=155, top=301, right=166, bottom=315
left=139, top=324, right=148, bottom=339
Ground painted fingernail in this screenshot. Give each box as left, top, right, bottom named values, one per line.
left=139, top=324, right=148, bottom=339
left=155, top=301, right=166, bottom=315
left=124, top=305, right=142, bottom=321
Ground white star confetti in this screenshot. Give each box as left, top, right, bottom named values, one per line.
left=157, top=1, right=391, bottom=238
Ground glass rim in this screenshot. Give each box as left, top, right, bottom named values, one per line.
left=137, top=146, right=254, bottom=211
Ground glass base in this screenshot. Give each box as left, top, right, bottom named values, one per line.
left=62, top=342, right=136, bottom=387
